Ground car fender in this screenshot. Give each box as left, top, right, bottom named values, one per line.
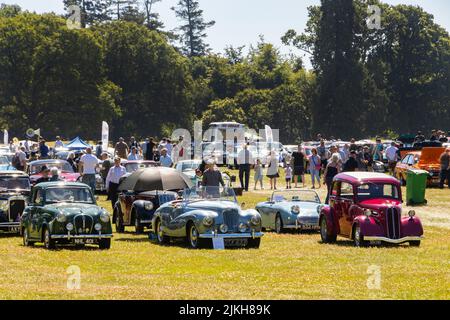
left=242, top=208, right=260, bottom=217
left=320, top=205, right=339, bottom=235
left=131, top=200, right=155, bottom=222
left=401, top=216, right=423, bottom=237
left=352, top=216, right=385, bottom=239
left=181, top=209, right=219, bottom=229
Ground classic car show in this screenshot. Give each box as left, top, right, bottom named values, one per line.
left=0, top=0, right=449, bottom=304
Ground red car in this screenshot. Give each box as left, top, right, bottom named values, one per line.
left=319, top=172, right=423, bottom=247
left=28, top=160, right=80, bottom=185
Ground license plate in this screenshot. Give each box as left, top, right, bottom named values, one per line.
left=74, top=239, right=95, bottom=244
left=301, top=224, right=315, bottom=230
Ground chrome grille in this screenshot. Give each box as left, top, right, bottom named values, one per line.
left=222, top=209, right=239, bottom=231
left=386, top=208, right=401, bottom=239
left=74, top=214, right=93, bottom=234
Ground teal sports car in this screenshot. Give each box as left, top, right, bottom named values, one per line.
left=256, top=190, right=322, bottom=233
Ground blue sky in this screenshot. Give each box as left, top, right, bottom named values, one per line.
left=3, top=0, right=449, bottom=65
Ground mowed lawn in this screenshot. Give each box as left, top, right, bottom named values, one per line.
left=0, top=170, right=449, bottom=300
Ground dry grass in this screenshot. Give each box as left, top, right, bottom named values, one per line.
left=0, top=171, right=448, bottom=300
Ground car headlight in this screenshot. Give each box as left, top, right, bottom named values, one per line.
left=408, top=210, right=416, bottom=218
left=364, top=209, right=372, bottom=217
left=66, top=223, right=74, bottom=231
left=291, top=205, right=300, bottom=214
left=144, top=202, right=154, bottom=211
left=56, top=213, right=67, bottom=223
left=219, top=224, right=228, bottom=233
left=203, top=216, right=214, bottom=227
left=238, top=223, right=248, bottom=233
left=100, top=212, right=110, bottom=223
left=250, top=215, right=261, bottom=226
left=0, top=200, right=8, bottom=212
left=94, top=223, right=102, bottom=231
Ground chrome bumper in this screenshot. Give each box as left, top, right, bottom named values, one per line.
left=51, top=233, right=113, bottom=239
left=284, top=224, right=319, bottom=230
left=199, top=231, right=263, bottom=239
left=364, top=236, right=423, bottom=244
left=0, top=222, right=20, bottom=227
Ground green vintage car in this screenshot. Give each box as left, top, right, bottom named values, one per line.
left=20, top=182, right=113, bottom=249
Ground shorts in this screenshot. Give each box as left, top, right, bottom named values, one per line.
left=294, top=166, right=304, bottom=175
left=388, top=161, right=397, bottom=171
left=267, top=173, right=280, bottom=179
left=285, top=177, right=292, bottom=183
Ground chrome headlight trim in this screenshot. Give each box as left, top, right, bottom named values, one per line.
left=250, top=215, right=261, bottom=226
left=202, top=216, right=214, bottom=227
left=291, top=205, right=300, bottom=214
left=100, top=212, right=110, bottom=223
left=56, top=213, right=67, bottom=223
left=66, top=223, right=74, bottom=231
left=144, top=202, right=154, bottom=211
left=219, top=224, right=228, bottom=233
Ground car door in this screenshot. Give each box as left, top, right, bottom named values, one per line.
left=338, top=182, right=355, bottom=237
left=29, top=189, right=43, bottom=240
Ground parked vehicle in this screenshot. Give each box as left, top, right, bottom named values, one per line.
left=114, top=190, right=178, bottom=233
left=28, top=160, right=80, bottom=185
left=0, top=171, right=31, bottom=232
left=395, top=147, right=445, bottom=186
left=0, top=155, right=15, bottom=171
left=256, top=190, right=322, bottom=233
left=319, top=172, right=423, bottom=247
left=20, top=182, right=113, bottom=249
left=152, top=187, right=263, bottom=249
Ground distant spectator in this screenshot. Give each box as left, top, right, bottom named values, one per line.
left=324, top=154, right=341, bottom=204
left=115, top=137, right=129, bottom=159
left=159, top=148, right=173, bottom=168
left=79, top=147, right=99, bottom=193
left=237, top=144, right=253, bottom=192
left=67, top=152, right=78, bottom=172
left=309, top=148, right=321, bottom=189
left=317, top=140, right=329, bottom=172
left=414, top=131, right=425, bottom=143
left=13, top=146, right=27, bottom=172
left=439, top=148, right=450, bottom=189
left=253, top=159, right=264, bottom=190
left=373, top=138, right=384, bottom=162
left=285, top=163, right=293, bottom=189
left=349, top=138, right=358, bottom=153
left=202, top=160, right=224, bottom=188
left=100, top=152, right=112, bottom=183
left=49, top=167, right=63, bottom=181
left=291, top=145, right=306, bottom=188
left=39, top=140, right=49, bottom=159
left=95, top=141, right=103, bottom=158
left=343, top=151, right=358, bottom=172
left=266, top=151, right=279, bottom=190
left=106, top=157, right=127, bottom=208
left=385, top=142, right=399, bottom=175
left=35, top=166, right=50, bottom=184
left=145, top=137, right=156, bottom=161
left=54, top=136, right=64, bottom=149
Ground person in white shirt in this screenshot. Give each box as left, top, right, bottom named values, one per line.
left=385, top=142, right=399, bottom=175
left=106, top=157, right=127, bottom=208
left=127, top=147, right=142, bottom=171
left=79, top=148, right=99, bottom=192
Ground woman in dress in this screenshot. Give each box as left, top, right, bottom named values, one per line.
left=323, top=154, right=341, bottom=204
left=309, top=148, right=321, bottom=189
left=266, top=151, right=280, bottom=190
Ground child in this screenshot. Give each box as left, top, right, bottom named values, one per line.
left=254, top=159, right=264, bottom=190
left=285, top=163, right=293, bottom=189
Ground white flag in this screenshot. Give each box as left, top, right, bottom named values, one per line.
left=265, top=125, right=273, bottom=144
left=101, top=121, right=109, bottom=151
left=3, top=130, right=8, bottom=145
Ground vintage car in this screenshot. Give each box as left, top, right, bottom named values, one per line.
left=395, top=147, right=445, bottom=186
left=0, top=154, right=15, bottom=171
left=256, top=190, right=322, bottom=233
left=175, top=160, right=233, bottom=187
left=0, top=171, right=31, bottom=232
left=152, top=187, right=263, bottom=249
left=20, top=182, right=113, bottom=249
left=28, top=159, right=80, bottom=185
left=113, top=190, right=178, bottom=233
left=319, top=172, right=423, bottom=247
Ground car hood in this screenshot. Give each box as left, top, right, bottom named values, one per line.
left=418, top=147, right=445, bottom=166
left=273, top=201, right=320, bottom=216
left=359, top=199, right=402, bottom=211
left=44, top=203, right=102, bottom=216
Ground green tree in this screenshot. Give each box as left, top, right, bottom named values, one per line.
left=171, top=0, right=215, bottom=57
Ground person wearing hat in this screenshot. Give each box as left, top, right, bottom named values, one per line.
left=202, top=159, right=225, bottom=188
left=106, top=157, right=127, bottom=208
left=343, top=150, right=359, bottom=172
left=439, top=148, right=450, bottom=189
left=358, top=146, right=373, bottom=172
left=35, top=166, right=51, bottom=184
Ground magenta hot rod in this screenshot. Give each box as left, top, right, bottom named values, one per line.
left=319, top=172, right=423, bottom=247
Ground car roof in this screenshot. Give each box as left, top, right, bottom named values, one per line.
left=34, top=181, right=88, bottom=189
left=335, top=172, right=400, bottom=185
left=0, top=170, right=29, bottom=177
left=29, top=159, right=69, bottom=165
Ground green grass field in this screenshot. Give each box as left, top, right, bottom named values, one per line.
left=0, top=170, right=448, bottom=300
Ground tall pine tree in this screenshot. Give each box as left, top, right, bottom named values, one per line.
left=172, top=0, right=215, bottom=57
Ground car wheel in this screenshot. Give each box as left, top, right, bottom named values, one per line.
left=155, top=219, right=170, bottom=245
left=246, top=237, right=261, bottom=249
left=275, top=214, right=283, bottom=234
left=187, top=222, right=209, bottom=249
left=22, top=227, right=34, bottom=246
left=409, top=240, right=421, bottom=247
left=43, top=227, right=56, bottom=250
left=134, top=214, right=144, bottom=234
left=320, top=216, right=336, bottom=243
left=99, top=238, right=111, bottom=250
left=115, top=209, right=125, bottom=233
left=353, top=224, right=368, bottom=247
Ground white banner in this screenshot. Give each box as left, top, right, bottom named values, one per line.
left=101, top=121, right=109, bottom=151
left=3, top=130, right=8, bottom=145
left=265, top=125, right=273, bottom=143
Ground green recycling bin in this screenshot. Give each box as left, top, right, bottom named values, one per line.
left=406, top=169, right=428, bottom=206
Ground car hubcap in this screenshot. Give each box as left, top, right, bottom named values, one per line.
left=157, top=222, right=163, bottom=242
left=190, top=226, right=198, bottom=247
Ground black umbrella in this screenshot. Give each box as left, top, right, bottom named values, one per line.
left=118, top=167, right=193, bottom=192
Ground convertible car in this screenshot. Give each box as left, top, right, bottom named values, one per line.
left=152, top=187, right=263, bottom=249
left=20, top=182, right=113, bottom=249
left=256, top=190, right=322, bottom=233
left=28, top=159, right=80, bottom=185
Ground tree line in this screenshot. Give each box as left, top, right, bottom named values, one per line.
left=0, top=0, right=448, bottom=143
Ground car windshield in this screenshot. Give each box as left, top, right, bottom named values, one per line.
left=30, top=162, right=73, bottom=174
left=183, top=186, right=237, bottom=203
left=45, top=187, right=94, bottom=204
left=0, top=177, right=31, bottom=191
left=179, top=161, right=201, bottom=171
left=272, top=190, right=320, bottom=203
left=356, top=183, right=400, bottom=201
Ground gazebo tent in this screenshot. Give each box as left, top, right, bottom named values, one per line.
left=64, top=137, right=91, bottom=151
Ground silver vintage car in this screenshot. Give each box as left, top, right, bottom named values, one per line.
left=152, top=187, right=263, bottom=249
